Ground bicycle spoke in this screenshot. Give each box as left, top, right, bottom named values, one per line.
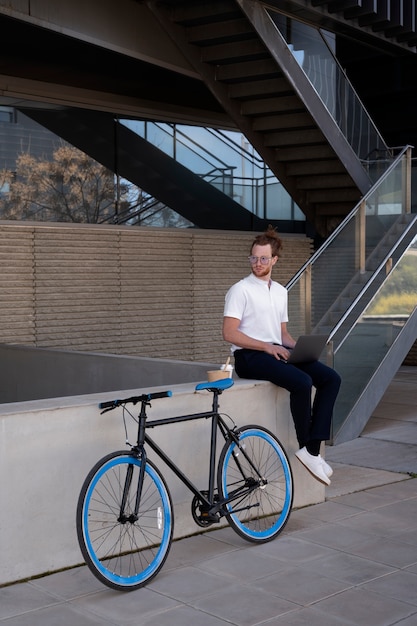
left=77, top=453, right=173, bottom=590
left=218, top=426, right=293, bottom=542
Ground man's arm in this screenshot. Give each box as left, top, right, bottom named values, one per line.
left=281, top=322, right=296, bottom=349
left=223, top=317, right=291, bottom=361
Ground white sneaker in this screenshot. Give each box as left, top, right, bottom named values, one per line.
left=295, top=447, right=331, bottom=486
left=319, top=455, right=333, bottom=478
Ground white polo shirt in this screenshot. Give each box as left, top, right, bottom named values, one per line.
left=224, top=273, right=288, bottom=352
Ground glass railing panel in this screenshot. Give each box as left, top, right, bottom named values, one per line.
left=287, top=149, right=409, bottom=336
left=412, top=158, right=417, bottom=214
left=144, top=121, right=175, bottom=158
left=265, top=9, right=391, bottom=174
left=331, top=234, right=417, bottom=436
left=119, top=119, right=305, bottom=222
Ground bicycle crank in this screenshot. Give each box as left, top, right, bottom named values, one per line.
left=191, top=494, right=220, bottom=527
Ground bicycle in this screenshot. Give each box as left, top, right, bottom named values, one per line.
left=76, top=377, right=293, bottom=591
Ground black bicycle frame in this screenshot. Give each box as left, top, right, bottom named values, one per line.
left=128, top=390, right=262, bottom=520
left=125, top=390, right=263, bottom=523
left=144, top=408, right=228, bottom=513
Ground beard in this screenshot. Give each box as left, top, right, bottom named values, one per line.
left=251, top=265, right=271, bottom=279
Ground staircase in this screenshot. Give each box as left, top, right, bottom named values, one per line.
left=286, top=146, right=417, bottom=443
left=23, top=107, right=268, bottom=231
left=147, top=0, right=383, bottom=236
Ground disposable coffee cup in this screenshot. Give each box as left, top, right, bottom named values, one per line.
left=207, top=369, right=230, bottom=382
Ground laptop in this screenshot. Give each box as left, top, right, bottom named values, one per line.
left=286, top=334, right=328, bottom=364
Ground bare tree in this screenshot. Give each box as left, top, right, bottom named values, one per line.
left=0, top=144, right=116, bottom=223
left=0, top=143, right=193, bottom=227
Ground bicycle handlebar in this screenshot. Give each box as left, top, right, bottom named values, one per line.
left=99, top=390, right=172, bottom=411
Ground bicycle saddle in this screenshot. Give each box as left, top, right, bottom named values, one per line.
left=195, top=378, right=234, bottom=392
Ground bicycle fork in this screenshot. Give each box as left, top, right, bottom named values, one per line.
left=119, top=404, right=149, bottom=524
left=118, top=448, right=147, bottom=524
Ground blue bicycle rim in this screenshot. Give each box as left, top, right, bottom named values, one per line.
left=221, top=428, right=292, bottom=540
left=82, top=455, right=172, bottom=588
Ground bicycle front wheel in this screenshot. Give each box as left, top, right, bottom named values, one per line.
left=76, top=451, right=173, bottom=591
left=218, top=426, right=293, bottom=543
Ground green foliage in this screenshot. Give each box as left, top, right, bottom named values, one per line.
left=367, top=253, right=417, bottom=315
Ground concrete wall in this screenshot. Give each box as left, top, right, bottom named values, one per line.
left=0, top=379, right=324, bottom=586
left=0, top=344, right=217, bottom=403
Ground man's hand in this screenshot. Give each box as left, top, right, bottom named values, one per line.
left=265, top=343, right=291, bottom=361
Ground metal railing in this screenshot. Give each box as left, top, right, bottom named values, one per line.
left=119, top=119, right=304, bottom=222
left=286, top=145, right=413, bottom=337
left=266, top=8, right=392, bottom=175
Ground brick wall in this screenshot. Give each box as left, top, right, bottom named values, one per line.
left=0, top=222, right=313, bottom=364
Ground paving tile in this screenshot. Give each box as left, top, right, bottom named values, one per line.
left=347, top=536, right=417, bottom=568
left=140, top=605, right=231, bottom=626
left=193, top=585, right=298, bottom=626
left=328, top=488, right=404, bottom=511
left=0, top=583, right=60, bottom=620
left=293, top=520, right=375, bottom=551
left=279, top=506, right=327, bottom=533
left=162, top=533, right=238, bottom=572
left=335, top=508, right=415, bottom=538
left=326, top=438, right=417, bottom=473
left=393, top=528, right=417, bottom=546
left=375, top=497, right=417, bottom=524
left=194, top=546, right=291, bottom=582
left=147, top=565, right=237, bottom=601
left=202, top=526, right=254, bottom=548
left=301, top=551, right=394, bottom=585
left=29, top=565, right=104, bottom=599
left=0, top=603, right=114, bottom=626
left=72, top=586, right=179, bottom=625
left=311, top=587, right=416, bottom=626
left=326, top=463, right=407, bottom=498
left=253, top=565, right=351, bottom=606
left=388, top=613, right=417, bottom=626
left=366, top=478, right=417, bottom=499
left=289, top=499, right=363, bottom=522
left=362, top=418, right=417, bottom=444
left=381, top=389, right=417, bottom=406
left=250, top=535, right=338, bottom=567
left=259, top=607, right=352, bottom=625
left=361, top=569, right=417, bottom=606
left=372, top=401, right=417, bottom=422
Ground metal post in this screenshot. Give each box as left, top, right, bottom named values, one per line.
left=405, top=146, right=412, bottom=214
left=305, top=265, right=311, bottom=334
left=356, top=199, right=366, bottom=274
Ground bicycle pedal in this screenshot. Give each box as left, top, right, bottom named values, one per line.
left=200, top=512, right=220, bottom=523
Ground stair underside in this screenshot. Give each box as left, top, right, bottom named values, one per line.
left=149, top=0, right=374, bottom=236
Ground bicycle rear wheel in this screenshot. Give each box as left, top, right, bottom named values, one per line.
left=76, top=451, right=173, bottom=591
left=218, top=425, right=293, bottom=543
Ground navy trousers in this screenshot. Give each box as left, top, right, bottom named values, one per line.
left=234, top=349, right=341, bottom=448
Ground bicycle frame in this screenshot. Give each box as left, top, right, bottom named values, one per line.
left=130, top=389, right=261, bottom=521
left=79, top=381, right=293, bottom=591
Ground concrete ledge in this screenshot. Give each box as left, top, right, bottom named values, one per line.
left=0, top=378, right=324, bottom=585
left=0, top=344, right=215, bottom=403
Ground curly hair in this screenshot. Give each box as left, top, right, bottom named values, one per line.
left=250, top=225, right=282, bottom=258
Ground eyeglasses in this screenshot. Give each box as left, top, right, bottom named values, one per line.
left=248, top=255, right=273, bottom=265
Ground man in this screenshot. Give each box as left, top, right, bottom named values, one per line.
left=223, top=226, right=341, bottom=485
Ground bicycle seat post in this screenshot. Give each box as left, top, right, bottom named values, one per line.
left=211, top=388, right=221, bottom=414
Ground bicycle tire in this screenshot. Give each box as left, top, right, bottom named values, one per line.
left=217, top=425, right=293, bottom=543
left=76, top=451, right=173, bottom=591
